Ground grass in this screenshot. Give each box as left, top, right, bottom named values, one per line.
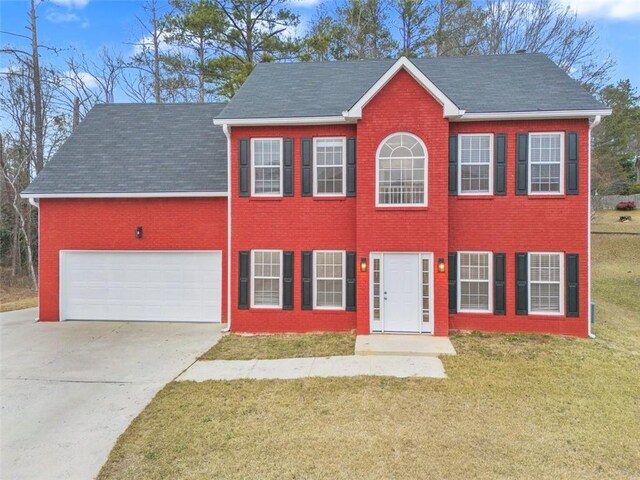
left=199, top=332, right=356, bottom=360
left=591, top=208, right=640, bottom=233
left=98, top=234, right=640, bottom=480
left=0, top=271, right=38, bottom=312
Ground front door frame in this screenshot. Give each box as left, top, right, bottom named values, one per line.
left=369, top=252, right=434, bottom=334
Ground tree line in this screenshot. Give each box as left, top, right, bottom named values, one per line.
left=1, top=0, right=638, bottom=289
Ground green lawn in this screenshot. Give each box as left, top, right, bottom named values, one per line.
left=200, top=332, right=356, bottom=360
left=98, top=234, right=640, bottom=480
left=591, top=208, right=640, bottom=234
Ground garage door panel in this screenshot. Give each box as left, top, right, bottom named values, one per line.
left=61, top=251, right=221, bottom=323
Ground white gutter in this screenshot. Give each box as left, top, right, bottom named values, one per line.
left=455, top=109, right=612, bottom=122
left=222, top=123, right=232, bottom=333
left=587, top=114, right=602, bottom=339
left=28, top=197, right=40, bottom=208
left=21, top=191, right=227, bottom=199
left=214, top=116, right=350, bottom=127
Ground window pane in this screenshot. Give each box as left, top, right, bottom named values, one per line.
left=459, top=253, right=490, bottom=311
left=460, top=135, right=491, bottom=193
left=315, top=251, right=344, bottom=308
left=530, top=134, right=561, bottom=193
left=315, top=138, right=344, bottom=194
left=378, top=134, right=426, bottom=205
left=529, top=253, right=561, bottom=313
left=253, top=250, right=281, bottom=306
left=253, top=140, right=281, bottom=194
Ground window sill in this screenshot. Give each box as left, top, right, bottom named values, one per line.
left=527, top=195, right=566, bottom=200
left=455, top=195, right=495, bottom=201
left=248, top=197, right=283, bottom=202
left=312, top=197, right=348, bottom=202
left=310, top=309, right=350, bottom=314
left=375, top=206, right=428, bottom=212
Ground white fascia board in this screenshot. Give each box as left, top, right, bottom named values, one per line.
left=455, top=109, right=612, bottom=122
left=21, top=191, right=228, bottom=199
left=213, top=116, right=350, bottom=126
left=343, top=57, right=465, bottom=120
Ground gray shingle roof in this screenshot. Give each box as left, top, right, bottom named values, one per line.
left=217, top=53, right=605, bottom=119
left=23, top=103, right=227, bottom=196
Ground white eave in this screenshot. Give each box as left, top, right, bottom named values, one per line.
left=20, top=191, right=228, bottom=199
left=343, top=56, right=465, bottom=120
left=454, top=109, right=612, bottom=122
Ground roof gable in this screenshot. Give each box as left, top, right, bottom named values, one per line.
left=343, top=57, right=463, bottom=119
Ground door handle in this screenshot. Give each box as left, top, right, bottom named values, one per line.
left=383, top=291, right=388, bottom=301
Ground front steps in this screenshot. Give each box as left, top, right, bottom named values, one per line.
left=355, top=334, right=457, bottom=357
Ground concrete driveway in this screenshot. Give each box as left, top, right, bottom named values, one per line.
left=1, top=308, right=221, bottom=480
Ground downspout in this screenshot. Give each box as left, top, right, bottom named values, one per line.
left=28, top=197, right=40, bottom=321
left=222, top=123, right=232, bottom=333
left=587, top=115, right=601, bottom=339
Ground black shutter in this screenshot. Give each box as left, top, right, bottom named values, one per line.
left=239, top=139, right=250, bottom=197
left=566, top=254, right=579, bottom=317
left=516, top=133, right=528, bottom=195
left=301, top=138, right=313, bottom=196
left=494, top=253, right=506, bottom=315
left=301, top=251, right=313, bottom=309
left=448, top=252, right=457, bottom=313
left=346, top=137, right=356, bottom=196
left=494, top=133, right=507, bottom=195
left=566, top=132, right=579, bottom=195
left=238, top=251, right=250, bottom=309
left=283, top=138, right=294, bottom=197
left=515, top=252, right=528, bottom=315
left=346, top=251, right=356, bottom=311
left=448, top=135, right=458, bottom=195
left=282, top=251, right=294, bottom=310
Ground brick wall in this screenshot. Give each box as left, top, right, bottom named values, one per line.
left=38, top=197, right=227, bottom=322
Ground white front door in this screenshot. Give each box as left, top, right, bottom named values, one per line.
left=370, top=252, right=433, bottom=334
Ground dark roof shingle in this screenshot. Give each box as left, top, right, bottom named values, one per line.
left=217, top=53, right=605, bottom=119
left=23, top=103, right=227, bottom=196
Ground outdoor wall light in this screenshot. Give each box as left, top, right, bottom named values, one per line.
left=360, top=257, right=367, bottom=273
left=136, top=226, right=143, bottom=239
left=438, top=257, right=446, bottom=273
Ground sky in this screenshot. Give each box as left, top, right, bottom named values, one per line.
left=1, top=0, right=639, bottom=99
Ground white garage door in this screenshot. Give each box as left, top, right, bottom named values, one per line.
left=60, top=251, right=221, bottom=323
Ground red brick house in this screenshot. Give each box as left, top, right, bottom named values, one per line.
left=23, top=54, right=610, bottom=338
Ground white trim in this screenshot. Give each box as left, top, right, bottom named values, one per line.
left=250, top=249, right=283, bottom=309
left=312, top=137, right=347, bottom=197
left=375, top=132, right=428, bottom=207
left=223, top=123, right=232, bottom=332
left=528, top=252, right=565, bottom=316
left=59, top=250, right=222, bottom=323
left=370, top=253, right=383, bottom=332
left=251, top=137, right=284, bottom=197
left=343, top=57, right=464, bottom=119
left=587, top=116, right=601, bottom=338
left=21, top=191, right=227, bottom=199
left=457, top=251, right=493, bottom=313
left=420, top=252, right=434, bottom=333
left=313, top=250, right=347, bottom=310
left=458, top=134, right=494, bottom=195
left=454, top=109, right=612, bottom=122
left=214, top=116, right=350, bottom=126
left=528, top=132, right=565, bottom=195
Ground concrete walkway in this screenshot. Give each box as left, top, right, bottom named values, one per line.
left=355, top=334, right=457, bottom=356
left=179, top=354, right=447, bottom=381
left=1, top=308, right=221, bottom=480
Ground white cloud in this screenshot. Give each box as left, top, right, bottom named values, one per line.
left=45, top=10, right=82, bottom=23
left=562, top=0, right=640, bottom=20
left=49, top=0, right=90, bottom=8
left=62, top=70, right=100, bottom=89
left=289, top=0, right=322, bottom=7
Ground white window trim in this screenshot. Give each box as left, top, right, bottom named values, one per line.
left=528, top=132, right=565, bottom=195
left=251, top=138, right=283, bottom=197
left=313, top=250, right=346, bottom=310
left=250, top=249, right=283, bottom=309
left=375, top=132, right=428, bottom=207
left=457, top=251, right=493, bottom=313
left=458, top=133, right=493, bottom=195
left=528, top=252, right=565, bottom=316
left=313, top=137, right=347, bottom=197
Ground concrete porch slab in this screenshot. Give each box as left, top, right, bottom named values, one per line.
left=355, top=335, right=457, bottom=357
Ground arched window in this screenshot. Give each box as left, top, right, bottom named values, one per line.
left=376, top=133, right=427, bottom=206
